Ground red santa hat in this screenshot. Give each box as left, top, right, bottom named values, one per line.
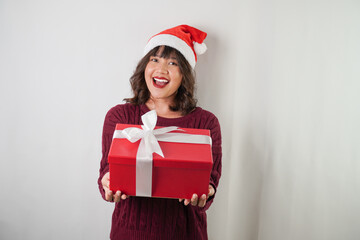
left=144, top=25, right=207, bottom=69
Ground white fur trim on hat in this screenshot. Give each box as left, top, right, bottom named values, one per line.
left=144, top=34, right=196, bottom=69
left=193, top=42, right=207, bottom=55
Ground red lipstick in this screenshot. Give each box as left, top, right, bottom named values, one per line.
left=153, top=77, right=169, bottom=88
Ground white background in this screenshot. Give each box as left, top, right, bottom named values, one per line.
left=1, top=0, right=359, bottom=239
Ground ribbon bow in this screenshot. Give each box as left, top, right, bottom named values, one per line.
left=117, top=110, right=179, bottom=158
left=112, top=110, right=180, bottom=196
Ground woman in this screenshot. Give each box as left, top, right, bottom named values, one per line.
left=98, top=25, right=222, bottom=240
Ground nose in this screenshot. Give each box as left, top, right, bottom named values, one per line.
left=157, top=61, right=168, bottom=73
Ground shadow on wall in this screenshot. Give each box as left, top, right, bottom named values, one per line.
left=195, top=28, right=269, bottom=239
left=195, top=33, right=222, bottom=111
left=0, top=221, right=18, bottom=239
left=195, top=29, right=235, bottom=128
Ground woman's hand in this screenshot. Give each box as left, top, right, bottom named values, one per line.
left=101, top=172, right=128, bottom=202
left=179, top=185, right=215, bottom=207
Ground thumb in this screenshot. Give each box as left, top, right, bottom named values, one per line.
left=208, top=185, right=215, bottom=197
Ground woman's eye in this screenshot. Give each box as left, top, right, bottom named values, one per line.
left=150, top=57, right=158, bottom=62
left=169, top=61, right=178, bottom=66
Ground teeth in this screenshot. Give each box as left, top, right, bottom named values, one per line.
left=154, top=78, right=169, bottom=83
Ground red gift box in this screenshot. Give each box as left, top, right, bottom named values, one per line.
left=108, top=118, right=213, bottom=199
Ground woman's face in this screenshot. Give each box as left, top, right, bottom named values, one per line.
left=144, top=47, right=183, bottom=103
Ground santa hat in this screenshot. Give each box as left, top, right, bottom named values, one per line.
left=144, top=25, right=207, bottom=69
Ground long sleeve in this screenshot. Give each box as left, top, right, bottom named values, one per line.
left=97, top=105, right=127, bottom=200
left=198, top=112, right=222, bottom=211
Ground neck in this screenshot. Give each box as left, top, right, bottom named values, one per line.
left=145, top=97, right=182, bottom=118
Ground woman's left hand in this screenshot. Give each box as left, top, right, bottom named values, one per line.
left=179, top=185, right=215, bottom=207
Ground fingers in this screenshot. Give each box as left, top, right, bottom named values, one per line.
left=184, top=198, right=191, bottom=206
left=181, top=185, right=215, bottom=207
left=121, top=193, right=128, bottom=200
left=181, top=194, right=206, bottom=207
left=105, top=189, right=128, bottom=202
left=198, top=194, right=207, bottom=207
left=101, top=172, right=128, bottom=202
left=113, top=191, right=129, bottom=202
left=190, top=194, right=198, bottom=206
left=104, top=188, right=113, bottom=201
left=113, top=191, right=121, bottom=202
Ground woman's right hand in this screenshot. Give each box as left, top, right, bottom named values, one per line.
left=101, top=172, right=128, bottom=202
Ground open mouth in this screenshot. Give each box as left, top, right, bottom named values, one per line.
left=153, top=77, right=169, bottom=88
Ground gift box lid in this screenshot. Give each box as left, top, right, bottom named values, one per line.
left=108, top=124, right=213, bottom=170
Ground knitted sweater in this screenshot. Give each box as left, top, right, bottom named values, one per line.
left=98, top=103, right=222, bottom=240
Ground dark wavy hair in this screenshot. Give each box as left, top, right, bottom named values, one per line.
left=124, top=46, right=197, bottom=115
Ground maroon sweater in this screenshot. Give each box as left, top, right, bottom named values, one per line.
left=98, top=103, right=222, bottom=240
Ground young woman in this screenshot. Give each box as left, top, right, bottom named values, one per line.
left=98, top=25, right=222, bottom=240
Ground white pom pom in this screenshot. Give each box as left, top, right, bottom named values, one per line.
left=193, top=42, right=207, bottom=55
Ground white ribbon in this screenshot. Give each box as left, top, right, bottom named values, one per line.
left=112, top=110, right=211, bottom=197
